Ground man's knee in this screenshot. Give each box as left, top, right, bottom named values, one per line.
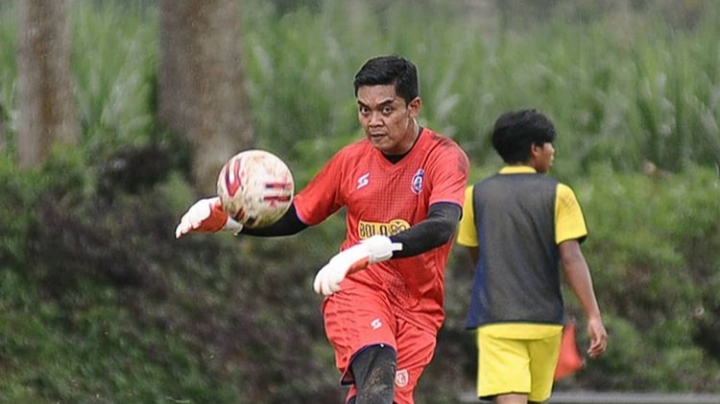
left=349, top=345, right=398, bottom=404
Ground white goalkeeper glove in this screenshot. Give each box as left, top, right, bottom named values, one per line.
left=313, top=235, right=402, bottom=296
left=174, top=197, right=244, bottom=238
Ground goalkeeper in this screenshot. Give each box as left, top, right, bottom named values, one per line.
left=175, top=55, right=469, bottom=404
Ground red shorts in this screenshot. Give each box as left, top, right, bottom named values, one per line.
left=322, top=280, right=437, bottom=404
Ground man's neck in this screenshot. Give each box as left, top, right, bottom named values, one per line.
left=384, top=125, right=423, bottom=164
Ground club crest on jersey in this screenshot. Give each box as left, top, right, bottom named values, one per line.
left=411, top=169, right=424, bottom=194
left=395, top=369, right=409, bottom=388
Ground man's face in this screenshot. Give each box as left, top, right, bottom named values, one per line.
left=533, top=142, right=555, bottom=173
left=356, top=84, right=420, bottom=155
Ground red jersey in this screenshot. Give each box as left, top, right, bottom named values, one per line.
left=294, top=128, right=469, bottom=331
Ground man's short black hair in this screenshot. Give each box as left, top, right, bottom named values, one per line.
left=491, top=109, right=557, bottom=164
left=353, top=55, right=419, bottom=105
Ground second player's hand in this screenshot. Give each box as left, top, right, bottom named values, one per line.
left=586, top=316, right=608, bottom=359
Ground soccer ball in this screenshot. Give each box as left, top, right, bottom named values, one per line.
left=217, top=149, right=294, bottom=229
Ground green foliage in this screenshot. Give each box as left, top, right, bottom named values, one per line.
left=1, top=0, right=720, bottom=402
left=0, top=156, right=32, bottom=266
left=70, top=0, right=158, bottom=158
left=239, top=0, right=720, bottom=177
left=565, top=165, right=720, bottom=391
left=0, top=1, right=16, bottom=154
left=0, top=147, right=346, bottom=403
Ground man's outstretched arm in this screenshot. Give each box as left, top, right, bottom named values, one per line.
left=175, top=198, right=307, bottom=238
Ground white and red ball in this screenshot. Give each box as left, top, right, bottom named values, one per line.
left=217, top=149, right=294, bottom=229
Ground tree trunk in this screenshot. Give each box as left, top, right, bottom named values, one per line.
left=17, top=0, right=79, bottom=169
left=158, top=0, right=254, bottom=195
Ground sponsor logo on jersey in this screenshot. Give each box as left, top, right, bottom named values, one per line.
left=395, top=369, right=409, bottom=388
left=370, top=318, right=382, bottom=330
left=357, top=173, right=370, bottom=189
left=358, top=219, right=410, bottom=239
left=411, top=169, right=424, bottom=194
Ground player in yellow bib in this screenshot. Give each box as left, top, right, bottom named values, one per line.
left=456, top=109, right=607, bottom=404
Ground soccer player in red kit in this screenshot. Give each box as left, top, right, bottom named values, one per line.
left=175, top=55, right=469, bottom=404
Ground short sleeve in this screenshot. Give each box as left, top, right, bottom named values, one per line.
left=456, top=186, right=478, bottom=247
left=555, top=183, right=588, bottom=244
left=293, top=154, right=344, bottom=226
left=427, top=141, right=469, bottom=208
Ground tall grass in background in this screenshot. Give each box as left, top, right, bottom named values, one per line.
left=0, top=1, right=17, bottom=154
left=0, top=0, right=719, bottom=177
left=634, top=10, right=720, bottom=173
left=242, top=0, right=720, bottom=180
left=0, top=1, right=157, bottom=163
left=241, top=0, right=502, bottom=179
left=70, top=1, right=158, bottom=160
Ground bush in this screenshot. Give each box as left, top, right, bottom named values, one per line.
left=566, top=164, right=720, bottom=391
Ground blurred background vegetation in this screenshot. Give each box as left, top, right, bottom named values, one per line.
left=0, top=0, right=719, bottom=403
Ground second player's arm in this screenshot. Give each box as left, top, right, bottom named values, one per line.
left=560, top=240, right=608, bottom=358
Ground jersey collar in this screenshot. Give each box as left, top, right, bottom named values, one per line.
left=499, top=165, right=537, bottom=174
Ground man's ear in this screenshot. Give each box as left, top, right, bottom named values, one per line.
left=526, top=143, right=543, bottom=166
left=408, top=97, right=421, bottom=118
left=530, top=143, right=543, bottom=157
